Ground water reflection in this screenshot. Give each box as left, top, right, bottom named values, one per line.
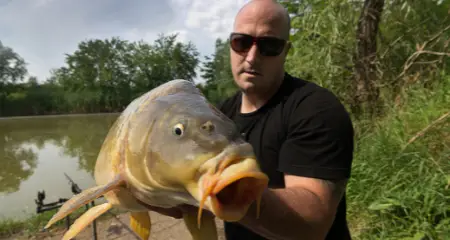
left=0, top=113, right=118, bottom=220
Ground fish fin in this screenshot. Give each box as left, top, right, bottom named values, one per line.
left=183, top=211, right=218, bottom=240
left=45, top=175, right=124, bottom=229
left=61, top=202, right=112, bottom=240
left=130, top=211, right=152, bottom=240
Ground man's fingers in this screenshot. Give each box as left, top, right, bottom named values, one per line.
left=179, top=204, right=214, bottom=218
left=178, top=204, right=198, bottom=212
left=137, top=202, right=212, bottom=220
left=137, top=201, right=184, bottom=219
left=150, top=206, right=184, bottom=219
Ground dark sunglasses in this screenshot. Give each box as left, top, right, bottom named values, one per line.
left=229, top=33, right=287, bottom=57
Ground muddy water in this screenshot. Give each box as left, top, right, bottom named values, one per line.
left=0, top=113, right=118, bottom=220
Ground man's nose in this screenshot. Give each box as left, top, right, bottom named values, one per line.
left=245, top=44, right=260, bottom=64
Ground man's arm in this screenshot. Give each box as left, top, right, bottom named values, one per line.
left=239, top=175, right=348, bottom=240
left=237, top=88, right=354, bottom=240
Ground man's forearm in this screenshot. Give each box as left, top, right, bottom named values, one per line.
left=238, top=187, right=333, bottom=240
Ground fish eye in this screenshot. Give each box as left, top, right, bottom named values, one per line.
left=173, top=123, right=184, bottom=136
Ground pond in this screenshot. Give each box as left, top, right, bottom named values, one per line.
left=0, top=113, right=119, bottom=221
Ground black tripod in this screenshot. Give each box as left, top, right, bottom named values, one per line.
left=35, top=173, right=98, bottom=240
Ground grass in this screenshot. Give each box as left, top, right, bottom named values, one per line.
left=0, top=202, right=125, bottom=238
left=347, top=73, right=450, bottom=239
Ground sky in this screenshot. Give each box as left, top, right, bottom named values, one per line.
left=0, top=0, right=250, bottom=84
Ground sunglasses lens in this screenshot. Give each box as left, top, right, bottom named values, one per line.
left=230, top=34, right=253, bottom=53
left=258, top=37, right=286, bottom=56
left=229, top=33, right=286, bottom=56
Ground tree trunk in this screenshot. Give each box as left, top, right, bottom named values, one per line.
left=352, top=0, right=385, bottom=117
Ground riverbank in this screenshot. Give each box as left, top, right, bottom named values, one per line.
left=0, top=206, right=112, bottom=239
left=0, top=112, right=120, bottom=120
left=2, top=211, right=226, bottom=240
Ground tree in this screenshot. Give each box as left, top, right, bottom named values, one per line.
left=352, top=0, right=385, bottom=117
left=0, top=41, right=27, bottom=84
left=199, top=38, right=237, bottom=104
left=46, top=33, right=200, bottom=113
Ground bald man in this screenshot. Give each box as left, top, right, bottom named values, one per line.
left=216, top=0, right=354, bottom=239
left=144, top=1, right=354, bottom=239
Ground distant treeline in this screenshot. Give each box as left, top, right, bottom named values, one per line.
left=1, top=0, right=449, bottom=120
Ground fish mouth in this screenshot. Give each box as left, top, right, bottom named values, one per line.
left=196, top=152, right=269, bottom=227
left=210, top=170, right=268, bottom=220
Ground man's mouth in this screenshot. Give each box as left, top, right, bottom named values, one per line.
left=244, top=70, right=261, bottom=76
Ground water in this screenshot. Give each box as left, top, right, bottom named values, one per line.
left=0, top=113, right=119, bottom=221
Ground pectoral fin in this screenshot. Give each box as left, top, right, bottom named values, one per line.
left=62, top=202, right=112, bottom=240
left=45, top=174, right=124, bottom=229
left=183, top=211, right=218, bottom=240
left=130, top=211, right=152, bottom=240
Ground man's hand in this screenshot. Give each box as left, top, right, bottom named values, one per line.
left=140, top=174, right=347, bottom=240
left=141, top=203, right=210, bottom=220
left=141, top=204, right=184, bottom=219
left=237, top=174, right=348, bottom=240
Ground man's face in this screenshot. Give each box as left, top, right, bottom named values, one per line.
left=230, top=7, right=290, bottom=94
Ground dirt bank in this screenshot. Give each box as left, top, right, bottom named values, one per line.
left=4, top=212, right=226, bottom=240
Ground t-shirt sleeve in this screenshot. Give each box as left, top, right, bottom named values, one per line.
left=277, top=89, right=354, bottom=181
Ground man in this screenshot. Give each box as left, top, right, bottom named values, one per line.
left=216, top=1, right=354, bottom=239
left=147, top=0, right=354, bottom=239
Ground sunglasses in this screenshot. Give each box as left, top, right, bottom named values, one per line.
left=229, top=33, right=288, bottom=57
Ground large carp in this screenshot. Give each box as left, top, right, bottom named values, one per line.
left=44, top=79, right=269, bottom=240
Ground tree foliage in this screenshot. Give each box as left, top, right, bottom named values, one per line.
left=198, top=38, right=237, bottom=104
left=0, top=34, right=200, bottom=116
left=0, top=41, right=27, bottom=84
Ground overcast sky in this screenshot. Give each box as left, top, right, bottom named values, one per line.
left=0, top=0, right=249, bottom=83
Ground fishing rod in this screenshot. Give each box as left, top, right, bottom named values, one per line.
left=34, top=173, right=98, bottom=240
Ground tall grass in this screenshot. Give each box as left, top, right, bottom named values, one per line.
left=347, top=73, right=450, bottom=240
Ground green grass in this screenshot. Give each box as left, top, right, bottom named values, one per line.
left=0, top=203, right=124, bottom=238
left=0, top=208, right=76, bottom=238
left=347, top=73, right=450, bottom=239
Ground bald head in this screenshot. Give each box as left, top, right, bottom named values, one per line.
left=234, top=0, right=291, bottom=39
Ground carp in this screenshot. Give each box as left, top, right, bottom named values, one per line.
left=44, top=79, right=269, bottom=240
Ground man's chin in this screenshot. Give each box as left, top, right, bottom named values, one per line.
left=237, top=77, right=260, bottom=90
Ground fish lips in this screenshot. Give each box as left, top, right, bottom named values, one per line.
left=209, top=169, right=268, bottom=222
left=197, top=148, right=269, bottom=222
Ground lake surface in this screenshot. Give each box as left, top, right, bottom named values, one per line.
left=0, top=113, right=119, bottom=221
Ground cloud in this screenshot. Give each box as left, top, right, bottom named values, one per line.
left=0, top=0, right=249, bottom=83
left=183, top=0, right=248, bottom=39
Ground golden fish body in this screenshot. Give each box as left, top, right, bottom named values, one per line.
left=44, top=79, right=269, bottom=240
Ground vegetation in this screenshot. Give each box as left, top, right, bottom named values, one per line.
left=0, top=0, right=449, bottom=239
left=0, top=34, right=199, bottom=116
left=0, top=203, right=125, bottom=238
left=347, top=73, right=450, bottom=239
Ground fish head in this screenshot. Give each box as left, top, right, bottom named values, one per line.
left=125, top=81, right=269, bottom=223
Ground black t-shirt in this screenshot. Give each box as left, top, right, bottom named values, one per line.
left=216, top=72, right=354, bottom=240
